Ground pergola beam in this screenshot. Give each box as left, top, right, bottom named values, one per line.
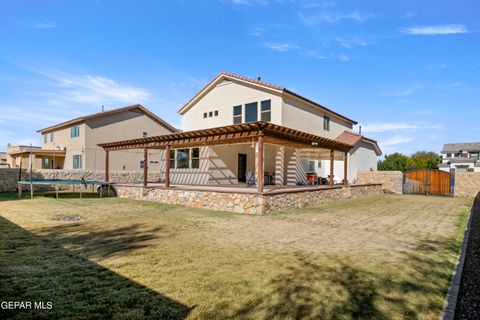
left=143, top=148, right=148, bottom=187
left=344, top=151, right=348, bottom=185
left=105, top=150, right=109, bottom=183
left=165, top=145, right=171, bottom=188
left=329, top=149, right=334, bottom=186
left=257, top=133, right=264, bottom=193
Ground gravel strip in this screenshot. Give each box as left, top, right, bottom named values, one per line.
left=454, top=193, right=480, bottom=320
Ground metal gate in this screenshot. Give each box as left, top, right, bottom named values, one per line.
left=403, top=169, right=454, bottom=196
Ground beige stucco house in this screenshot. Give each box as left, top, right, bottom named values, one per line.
left=170, top=72, right=381, bottom=184
left=5, top=105, right=177, bottom=171
left=0, top=152, right=8, bottom=168
left=100, top=72, right=380, bottom=188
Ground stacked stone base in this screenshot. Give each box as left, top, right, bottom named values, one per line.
left=115, top=184, right=382, bottom=214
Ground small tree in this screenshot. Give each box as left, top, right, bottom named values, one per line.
left=378, top=153, right=411, bottom=172
left=410, top=151, right=441, bottom=169
left=378, top=151, right=441, bottom=172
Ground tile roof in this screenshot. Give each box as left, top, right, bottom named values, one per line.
left=335, top=130, right=382, bottom=156
left=178, top=72, right=358, bottom=124
left=335, top=131, right=362, bottom=145
left=442, top=142, right=480, bottom=153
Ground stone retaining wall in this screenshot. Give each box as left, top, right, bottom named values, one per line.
left=115, top=184, right=383, bottom=214
left=0, top=168, right=157, bottom=192
left=455, top=172, right=480, bottom=198
left=356, top=171, right=403, bottom=194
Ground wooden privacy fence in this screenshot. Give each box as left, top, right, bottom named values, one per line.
left=403, top=169, right=454, bottom=196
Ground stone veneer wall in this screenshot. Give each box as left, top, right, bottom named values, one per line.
left=455, top=172, right=480, bottom=198
left=356, top=171, right=403, bottom=194
left=0, top=169, right=159, bottom=192
left=115, top=183, right=383, bottom=214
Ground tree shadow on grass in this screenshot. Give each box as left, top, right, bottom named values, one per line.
left=0, top=216, right=192, bottom=319
left=38, top=223, right=170, bottom=260
left=205, top=236, right=461, bottom=320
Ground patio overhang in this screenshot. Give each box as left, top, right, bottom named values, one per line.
left=98, top=121, right=353, bottom=152
left=98, top=121, right=355, bottom=192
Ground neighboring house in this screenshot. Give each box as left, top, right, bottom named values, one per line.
left=0, top=152, right=9, bottom=168
left=167, top=72, right=381, bottom=184
left=7, top=104, right=177, bottom=171
left=6, top=145, right=65, bottom=169
left=439, top=142, right=480, bottom=173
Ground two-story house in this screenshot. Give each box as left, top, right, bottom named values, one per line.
left=7, top=104, right=177, bottom=171
left=104, top=72, right=380, bottom=186
left=174, top=72, right=381, bottom=184
left=439, top=142, right=480, bottom=173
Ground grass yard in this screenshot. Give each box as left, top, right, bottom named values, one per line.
left=0, top=193, right=471, bottom=319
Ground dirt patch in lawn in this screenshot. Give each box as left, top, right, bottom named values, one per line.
left=198, top=195, right=466, bottom=257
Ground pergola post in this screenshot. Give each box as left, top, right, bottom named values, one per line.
left=329, top=149, right=334, bottom=186
left=105, top=150, right=109, bottom=182
left=257, top=134, right=264, bottom=193
left=143, top=148, right=148, bottom=187
left=343, top=151, right=348, bottom=185
left=165, top=145, right=171, bottom=188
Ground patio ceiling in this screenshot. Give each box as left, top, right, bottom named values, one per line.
left=98, top=121, right=353, bottom=152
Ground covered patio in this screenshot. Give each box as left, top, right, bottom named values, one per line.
left=98, top=121, right=353, bottom=195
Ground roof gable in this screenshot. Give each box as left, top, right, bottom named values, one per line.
left=178, top=72, right=357, bottom=125
left=37, top=104, right=179, bottom=134
left=335, top=130, right=382, bottom=156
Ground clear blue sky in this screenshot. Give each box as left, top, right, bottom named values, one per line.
left=1, top=0, right=479, bottom=155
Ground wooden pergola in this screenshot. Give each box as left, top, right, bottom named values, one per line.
left=98, top=121, right=354, bottom=193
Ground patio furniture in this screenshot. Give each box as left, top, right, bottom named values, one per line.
left=306, top=172, right=318, bottom=185
left=246, top=171, right=256, bottom=186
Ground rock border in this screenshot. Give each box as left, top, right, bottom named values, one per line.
left=441, top=198, right=475, bottom=320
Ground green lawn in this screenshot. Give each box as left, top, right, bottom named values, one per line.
left=0, top=193, right=471, bottom=319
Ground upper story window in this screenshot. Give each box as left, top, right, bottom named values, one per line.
left=245, top=102, right=258, bottom=123
left=323, top=115, right=330, bottom=131
left=203, top=112, right=207, bottom=118
left=454, top=152, right=460, bottom=157
left=308, top=161, right=315, bottom=171
left=143, top=131, right=148, bottom=138
left=140, top=160, right=145, bottom=169
left=209, top=111, right=213, bottom=117
left=50, top=132, right=54, bottom=142
left=214, top=110, right=218, bottom=116
left=233, top=105, right=242, bottom=124
left=261, top=100, right=271, bottom=122
left=71, top=125, right=80, bottom=138
left=43, top=134, right=47, bottom=143
left=471, top=152, right=479, bottom=160
left=446, top=153, right=452, bottom=158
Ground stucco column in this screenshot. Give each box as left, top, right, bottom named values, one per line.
left=343, top=151, right=348, bottom=185
left=275, top=146, right=285, bottom=186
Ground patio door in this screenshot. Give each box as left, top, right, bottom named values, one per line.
left=238, top=154, right=247, bottom=182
